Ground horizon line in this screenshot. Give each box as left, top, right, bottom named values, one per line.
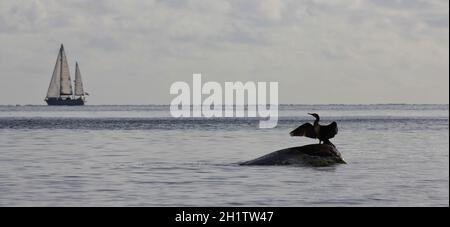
left=1, top=103, right=449, bottom=106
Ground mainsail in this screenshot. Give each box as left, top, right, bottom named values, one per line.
left=46, top=44, right=73, bottom=98
left=59, top=45, right=73, bottom=95
left=74, top=62, right=85, bottom=96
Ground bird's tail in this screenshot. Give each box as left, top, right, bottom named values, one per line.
left=323, top=139, right=336, bottom=148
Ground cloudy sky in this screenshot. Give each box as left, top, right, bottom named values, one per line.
left=0, top=0, right=448, bottom=105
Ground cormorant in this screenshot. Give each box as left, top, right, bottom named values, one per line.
left=289, top=113, right=338, bottom=146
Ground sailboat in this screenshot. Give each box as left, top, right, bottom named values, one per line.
left=45, top=44, right=88, bottom=106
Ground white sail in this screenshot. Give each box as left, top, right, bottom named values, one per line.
left=74, top=62, right=85, bottom=96
left=46, top=48, right=62, bottom=98
left=59, top=45, right=73, bottom=95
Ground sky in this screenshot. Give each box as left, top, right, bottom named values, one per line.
left=0, top=0, right=448, bottom=105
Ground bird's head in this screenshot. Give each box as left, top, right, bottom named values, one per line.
left=308, top=113, right=320, bottom=120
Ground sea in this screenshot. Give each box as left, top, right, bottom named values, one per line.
left=0, top=104, right=448, bottom=206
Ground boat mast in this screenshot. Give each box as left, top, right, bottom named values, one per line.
left=60, top=44, right=63, bottom=98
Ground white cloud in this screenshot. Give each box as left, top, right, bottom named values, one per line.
left=258, top=0, right=286, bottom=21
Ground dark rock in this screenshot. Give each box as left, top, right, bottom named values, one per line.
left=240, top=144, right=346, bottom=167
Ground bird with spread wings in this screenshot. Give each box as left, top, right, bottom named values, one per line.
left=290, top=113, right=338, bottom=147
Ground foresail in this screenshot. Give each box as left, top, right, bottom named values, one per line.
left=46, top=49, right=62, bottom=98
left=59, top=46, right=73, bottom=95
left=74, top=62, right=84, bottom=96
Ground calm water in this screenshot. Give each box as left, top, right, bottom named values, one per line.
left=0, top=105, right=448, bottom=206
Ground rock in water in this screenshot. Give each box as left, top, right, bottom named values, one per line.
left=240, top=144, right=346, bottom=167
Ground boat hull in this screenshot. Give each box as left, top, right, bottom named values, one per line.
left=45, top=98, right=84, bottom=106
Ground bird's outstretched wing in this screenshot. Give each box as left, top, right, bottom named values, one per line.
left=290, top=123, right=317, bottom=138
left=321, top=121, right=338, bottom=139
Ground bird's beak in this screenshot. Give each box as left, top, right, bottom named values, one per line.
left=307, top=113, right=313, bottom=116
